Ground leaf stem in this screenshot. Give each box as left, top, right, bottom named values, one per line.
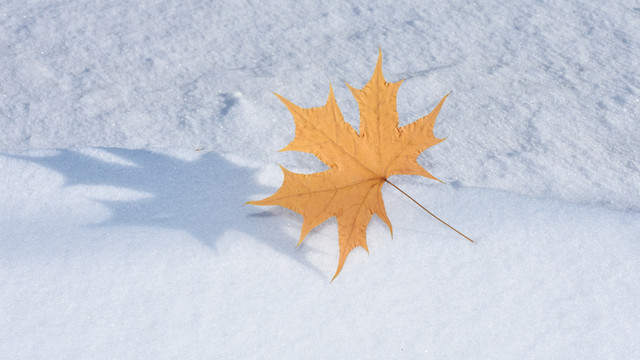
left=384, top=179, right=473, bottom=243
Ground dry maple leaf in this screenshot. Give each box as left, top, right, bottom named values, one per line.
left=249, top=50, right=470, bottom=280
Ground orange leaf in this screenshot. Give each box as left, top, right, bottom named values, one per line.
left=249, top=50, right=449, bottom=280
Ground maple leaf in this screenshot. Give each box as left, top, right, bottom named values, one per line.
left=249, top=50, right=469, bottom=280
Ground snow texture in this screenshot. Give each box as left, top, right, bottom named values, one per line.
left=1, top=0, right=639, bottom=358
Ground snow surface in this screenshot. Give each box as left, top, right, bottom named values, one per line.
left=1, top=0, right=639, bottom=358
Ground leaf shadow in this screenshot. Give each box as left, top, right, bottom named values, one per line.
left=11, top=148, right=321, bottom=274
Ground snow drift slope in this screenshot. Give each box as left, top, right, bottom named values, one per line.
left=1, top=149, right=639, bottom=358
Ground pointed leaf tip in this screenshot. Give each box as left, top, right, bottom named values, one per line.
left=375, top=48, right=384, bottom=76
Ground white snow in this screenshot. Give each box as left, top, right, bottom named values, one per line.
left=1, top=0, right=639, bottom=358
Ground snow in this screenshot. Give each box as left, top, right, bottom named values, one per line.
left=1, top=0, right=639, bottom=358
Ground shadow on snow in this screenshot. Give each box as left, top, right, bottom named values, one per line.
left=11, top=148, right=319, bottom=274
